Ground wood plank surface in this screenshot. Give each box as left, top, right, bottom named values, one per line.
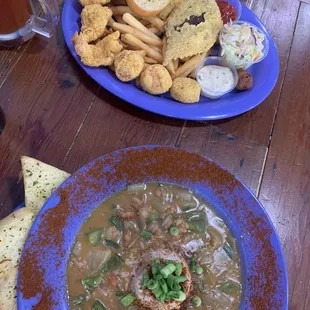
left=0, top=26, right=98, bottom=218
left=258, top=3, right=310, bottom=309
left=0, top=44, right=30, bottom=88
left=62, top=87, right=183, bottom=172
left=212, top=0, right=300, bottom=146
left=177, top=125, right=267, bottom=194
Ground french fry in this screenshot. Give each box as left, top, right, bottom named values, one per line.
left=121, top=34, right=163, bottom=63
left=122, top=13, right=159, bottom=40
left=166, top=61, right=175, bottom=75
left=180, top=66, right=196, bottom=77
left=150, top=45, right=162, bottom=53
left=190, top=69, right=197, bottom=79
left=143, top=16, right=165, bottom=32
left=144, top=56, right=158, bottom=64
left=114, top=15, right=126, bottom=24
left=173, top=59, right=179, bottom=71
left=109, top=21, right=163, bottom=46
left=175, top=53, right=205, bottom=77
left=110, top=6, right=133, bottom=16
left=134, top=50, right=147, bottom=57
left=148, top=27, right=161, bottom=35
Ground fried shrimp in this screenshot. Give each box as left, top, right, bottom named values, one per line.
left=114, top=50, right=145, bottom=82
left=140, top=64, right=172, bottom=95
left=170, top=77, right=201, bottom=103
left=80, top=4, right=112, bottom=42
left=72, top=31, right=122, bottom=67
left=79, top=0, right=110, bottom=6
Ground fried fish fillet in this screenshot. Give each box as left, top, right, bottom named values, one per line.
left=80, top=4, right=112, bottom=42
left=163, top=0, right=222, bottom=65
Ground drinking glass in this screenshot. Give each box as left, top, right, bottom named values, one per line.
left=0, top=0, right=60, bottom=47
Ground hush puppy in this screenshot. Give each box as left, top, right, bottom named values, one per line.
left=114, top=50, right=145, bottom=82
left=140, top=64, right=172, bottom=95
left=236, top=69, right=253, bottom=91
left=170, top=77, right=201, bottom=103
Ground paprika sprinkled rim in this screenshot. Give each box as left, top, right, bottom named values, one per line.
left=17, top=145, right=288, bottom=309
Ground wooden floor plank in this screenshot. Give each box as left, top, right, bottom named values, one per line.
left=210, top=0, right=300, bottom=146
left=0, top=44, right=30, bottom=88
left=62, top=87, right=184, bottom=172
left=177, top=124, right=267, bottom=194
left=0, top=25, right=99, bottom=218
left=258, top=3, right=310, bottom=308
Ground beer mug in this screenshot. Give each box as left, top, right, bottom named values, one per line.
left=0, top=0, right=60, bottom=47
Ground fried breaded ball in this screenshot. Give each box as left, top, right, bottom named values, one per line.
left=114, top=50, right=145, bottom=82
left=72, top=31, right=122, bottom=67
left=79, top=0, right=110, bottom=6
left=80, top=4, right=112, bottom=42
left=236, top=69, right=253, bottom=91
left=170, top=77, right=201, bottom=103
left=140, top=64, right=172, bottom=95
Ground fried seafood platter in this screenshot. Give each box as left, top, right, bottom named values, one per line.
left=72, top=0, right=226, bottom=104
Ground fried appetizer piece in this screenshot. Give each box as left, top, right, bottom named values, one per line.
left=163, top=0, right=222, bottom=65
left=72, top=31, right=122, bottom=67
left=236, top=69, right=253, bottom=91
left=114, top=50, right=145, bottom=81
left=79, top=0, right=110, bottom=6
left=170, top=77, right=201, bottom=103
left=80, top=4, right=112, bottom=42
left=140, top=64, right=172, bottom=95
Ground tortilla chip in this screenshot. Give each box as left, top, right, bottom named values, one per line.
left=21, top=156, right=70, bottom=213
left=0, top=208, right=35, bottom=310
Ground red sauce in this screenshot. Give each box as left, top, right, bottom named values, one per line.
left=217, top=1, right=237, bottom=24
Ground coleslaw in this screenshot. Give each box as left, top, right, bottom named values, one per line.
left=219, top=21, right=267, bottom=69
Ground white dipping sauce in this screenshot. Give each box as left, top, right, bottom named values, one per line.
left=197, top=65, right=235, bottom=97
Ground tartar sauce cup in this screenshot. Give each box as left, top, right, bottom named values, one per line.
left=195, top=56, right=238, bottom=100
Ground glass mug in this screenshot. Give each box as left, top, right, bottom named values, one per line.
left=0, top=0, right=60, bottom=47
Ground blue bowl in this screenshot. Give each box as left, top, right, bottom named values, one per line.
left=17, top=146, right=288, bottom=309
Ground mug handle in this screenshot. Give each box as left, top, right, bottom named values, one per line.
left=31, top=0, right=60, bottom=38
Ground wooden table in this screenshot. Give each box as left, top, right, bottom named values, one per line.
left=0, top=0, right=309, bottom=308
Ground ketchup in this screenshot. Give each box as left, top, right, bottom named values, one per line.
left=217, top=1, right=237, bottom=24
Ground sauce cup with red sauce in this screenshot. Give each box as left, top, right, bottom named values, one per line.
left=217, top=0, right=242, bottom=24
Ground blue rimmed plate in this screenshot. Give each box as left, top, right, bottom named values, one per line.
left=17, top=145, right=287, bottom=309
left=62, top=1, right=279, bottom=120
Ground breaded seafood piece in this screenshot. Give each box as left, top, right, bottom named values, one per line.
left=163, top=0, right=222, bottom=65
left=79, top=0, right=110, bottom=6
left=114, top=50, right=145, bottom=82
left=170, top=77, right=201, bottom=103
left=72, top=31, right=122, bottom=67
left=131, top=248, right=192, bottom=310
left=80, top=4, right=112, bottom=42
left=140, top=64, right=172, bottom=95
